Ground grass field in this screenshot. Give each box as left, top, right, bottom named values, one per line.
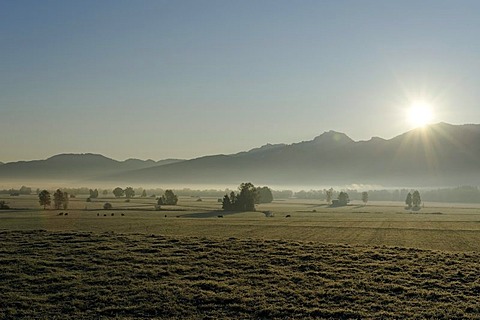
left=1, top=194, right=480, bottom=318
left=1, top=195, right=480, bottom=252
left=2, top=230, right=480, bottom=319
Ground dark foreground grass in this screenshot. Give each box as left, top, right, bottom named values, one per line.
left=1, top=230, right=479, bottom=319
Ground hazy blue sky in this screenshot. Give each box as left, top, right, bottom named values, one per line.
left=1, top=0, right=480, bottom=162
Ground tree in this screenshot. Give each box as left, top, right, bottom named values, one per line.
left=102, top=189, right=108, bottom=196
left=257, top=186, right=273, bottom=204
left=141, top=190, right=147, bottom=197
left=103, top=202, right=112, bottom=210
left=362, top=191, right=369, bottom=205
left=125, top=187, right=135, bottom=199
left=63, top=192, right=69, bottom=210
left=222, top=182, right=258, bottom=212
left=53, top=189, right=65, bottom=210
left=222, top=194, right=232, bottom=210
left=158, top=190, right=178, bottom=205
left=113, top=187, right=124, bottom=198
left=337, top=192, right=350, bottom=206
left=237, top=182, right=258, bottom=211
left=405, top=192, right=413, bottom=208
left=89, top=189, right=99, bottom=199
left=38, top=190, right=51, bottom=209
left=325, top=188, right=334, bottom=204
left=412, top=190, right=421, bottom=208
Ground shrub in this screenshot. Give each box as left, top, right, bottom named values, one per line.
left=0, top=201, right=10, bottom=210
left=103, top=203, right=113, bottom=210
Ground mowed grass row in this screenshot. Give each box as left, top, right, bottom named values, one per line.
left=1, top=230, right=479, bottom=319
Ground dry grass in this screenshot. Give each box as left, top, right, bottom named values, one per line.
left=1, top=230, right=479, bottom=319
left=1, top=195, right=480, bottom=318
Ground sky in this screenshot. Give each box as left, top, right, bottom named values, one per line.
left=1, top=0, right=480, bottom=163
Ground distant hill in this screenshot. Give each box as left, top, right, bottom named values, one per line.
left=2, top=123, right=480, bottom=188
left=98, top=123, right=480, bottom=188
left=0, top=153, right=183, bottom=184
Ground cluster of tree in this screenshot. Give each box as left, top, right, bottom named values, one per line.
left=111, top=187, right=135, bottom=198
left=256, top=186, right=273, bottom=204
left=222, top=183, right=258, bottom=211
left=405, top=190, right=422, bottom=208
left=38, top=189, right=69, bottom=210
left=157, top=190, right=178, bottom=205
left=53, top=189, right=69, bottom=209
left=330, top=191, right=350, bottom=207
left=221, top=183, right=273, bottom=211
left=0, top=186, right=32, bottom=195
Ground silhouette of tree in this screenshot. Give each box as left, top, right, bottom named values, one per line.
left=412, top=190, right=421, bottom=208
left=38, top=190, right=51, bottom=209
left=89, top=189, right=99, bottom=199
left=158, top=190, right=178, bottom=205
left=325, top=188, right=334, bottom=204
left=337, top=192, right=350, bottom=206
left=113, top=187, right=124, bottom=198
left=222, top=182, right=258, bottom=212
left=125, top=187, right=135, bottom=198
left=405, top=192, right=413, bottom=208
left=53, top=189, right=65, bottom=210
left=141, top=190, right=147, bottom=197
left=362, top=191, right=368, bottom=205
left=222, top=194, right=232, bottom=210
left=63, top=192, right=69, bottom=210
left=237, top=182, right=258, bottom=211
left=257, top=186, right=273, bottom=204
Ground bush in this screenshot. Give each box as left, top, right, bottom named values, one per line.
left=103, top=203, right=113, bottom=210
left=0, top=201, right=10, bottom=210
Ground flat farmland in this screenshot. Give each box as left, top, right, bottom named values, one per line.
left=1, top=195, right=480, bottom=318
left=1, top=195, right=479, bottom=252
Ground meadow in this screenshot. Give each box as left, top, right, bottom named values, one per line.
left=1, top=194, right=480, bottom=318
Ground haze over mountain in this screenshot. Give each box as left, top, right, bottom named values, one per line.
left=1, top=123, right=479, bottom=188
left=0, top=154, right=182, bottom=186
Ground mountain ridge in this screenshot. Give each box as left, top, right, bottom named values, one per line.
left=1, top=123, right=479, bottom=188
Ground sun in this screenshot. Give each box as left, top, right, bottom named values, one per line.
left=407, top=101, right=434, bottom=127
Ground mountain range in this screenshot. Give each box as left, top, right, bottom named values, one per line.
left=1, top=122, right=479, bottom=188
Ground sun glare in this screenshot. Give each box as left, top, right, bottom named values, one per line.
left=407, top=101, right=433, bottom=127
